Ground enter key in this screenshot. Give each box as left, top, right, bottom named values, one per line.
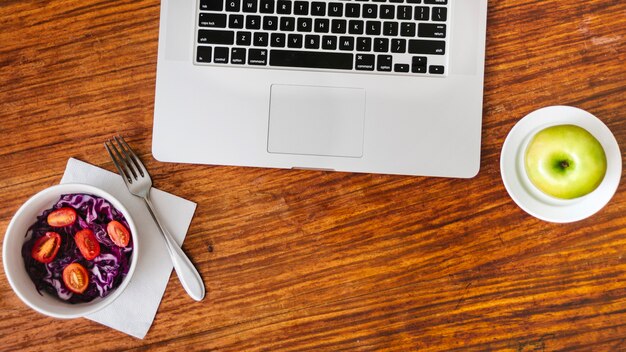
left=418, top=23, right=447, bottom=38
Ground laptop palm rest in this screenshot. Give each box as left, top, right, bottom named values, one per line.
left=267, top=84, right=366, bottom=158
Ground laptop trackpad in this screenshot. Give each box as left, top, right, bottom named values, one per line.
left=267, top=84, right=365, bottom=158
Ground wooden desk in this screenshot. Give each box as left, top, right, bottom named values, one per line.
left=1, top=1, right=624, bottom=350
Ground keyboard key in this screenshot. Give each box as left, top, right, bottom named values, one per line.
left=246, top=15, right=261, bottom=29
left=328, top=3, right=344, bottom=17
left=415, top=6, right=429, bottom=21
left=391, top=38, right=406, bottom=53
left=196, top=46, right=212, bottom=62
left=412, top=65, right=426, bottom=73
left=362, top=4, right=377, bottom=18
left=277, top=0, right=292, bottom=14
left=271, top=33, right=286, bottom=47
left=225, top=0, right=240, bottom=12
left=349, top=20, right=364, bottom=34
left=346, top=3, right=360, bottom=18
left=397, top=6, right=412, bottom=20
left=287, top=33, right=303, bottom=48
left=380, top=5, right=394, bottom=19
left=260, top=0, right=275, bottom=13
left=339, top=36, right=355, bottom=50
left=231, top=48, right=246, bottom=64
left=263, top=16, right=279, bottom=30
left=199, top=29, right=235, bottom=45
left=408, top=39, right=445, bottom=54
left=214, top=47, right=229, bottom=63
left=400, top=22, right=416, bottom=36
left=432, top=7, right=447, bottom=21
left=383, top=22, right=399, bottom=36
left=270, top=50, right=353, bottom=70
left=374, top=38, right=389, bottom=52
left=293, top=1, right=309, bottom=15
left=237, top=31, right=252, bottom=45
left=366, top=21, right=381, bottom=35
left=419, top=23, right=446, bottom=38
left=429, top=65, right=445, bottom=74
left=280, top=17, right=296, bottom=31
left=311, top=2, right=326, bottom=16
left=315, top=18, right=330, bottom=33
left=412, top=56, right=427, bottom=66
left=411, top=56, right=427, bottom=72
left=331, top=19, right=347, bottom=33
left=200, top=0, right=223, bottom=11
left=377, top=55, right=392, bottom=71
left=355, top=54, right=375, bottom=71
left=298, top=18, right=313, bottom=32
left=229, top=14, right=244, bottom=29
left=248, top=49, right=268, bottom=65
left=424, top=0, right=447, bottom=4
left=357, top=37, right=372, bottom=51
left=242, top=0, right=257, bottom=13
left=394, top=63, right=409, bottom=72
left=305, top=34, right=320, bottom=49
left=199, top=13, right=227, bottom=28
left=254, top=32, right=269, bottom=46
left=322, top=35, right=338, bottom=50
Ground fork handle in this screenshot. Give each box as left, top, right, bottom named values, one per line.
left=143, top=195, right=206, bottom=302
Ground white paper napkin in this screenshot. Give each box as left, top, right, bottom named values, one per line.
left=60, top=158, right=197, bottom=339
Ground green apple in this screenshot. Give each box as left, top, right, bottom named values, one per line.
left=524, top=124, right=607, bottom=199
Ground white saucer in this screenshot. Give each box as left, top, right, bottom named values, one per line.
left=500, top=106, right=622, bottom=223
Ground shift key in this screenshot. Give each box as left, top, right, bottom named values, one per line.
left=408, top=39, right=445, bottom=55
left=198, top=29, right=234, bottom=45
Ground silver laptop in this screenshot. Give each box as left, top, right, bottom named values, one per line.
left=152, top=0, right=488, bottom=177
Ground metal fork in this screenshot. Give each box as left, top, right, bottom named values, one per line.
left=105, top=136, right=205, bottom=301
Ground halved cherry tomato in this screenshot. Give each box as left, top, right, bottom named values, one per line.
left=75, top=229, right=100, bottom=260
left=62, top=263, right=89, bottom=294
left=106, top=220, right=130, bottom=247
left=31, top=232, right=62, bottom=263
left=47, top=207, right=77, bottom=227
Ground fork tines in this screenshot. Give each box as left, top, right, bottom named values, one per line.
left=104, top=136, right=145, bottom=183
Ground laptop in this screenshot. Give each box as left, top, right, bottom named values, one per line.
left=152, top=0, right=488, bottom=177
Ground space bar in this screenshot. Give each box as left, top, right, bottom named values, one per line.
left=270, top=50, right=354, bottom=70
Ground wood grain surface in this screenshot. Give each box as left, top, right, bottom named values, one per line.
left=1, top=0, right=625, bottom=351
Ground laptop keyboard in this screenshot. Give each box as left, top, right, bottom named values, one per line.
left=195, top=0, right=449, bottom=76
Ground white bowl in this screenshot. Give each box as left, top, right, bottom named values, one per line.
left=500, top=106, right=622, bottom=223
left=2, top=183, right=139, bottom=319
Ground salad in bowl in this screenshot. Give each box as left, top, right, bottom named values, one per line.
left=3, top=184, right=139, bottom=319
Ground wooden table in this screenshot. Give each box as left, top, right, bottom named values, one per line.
left=1, top=1, right=624, bottom=350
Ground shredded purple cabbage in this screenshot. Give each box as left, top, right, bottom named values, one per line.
left=22, top=193, right=133, bottom=303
